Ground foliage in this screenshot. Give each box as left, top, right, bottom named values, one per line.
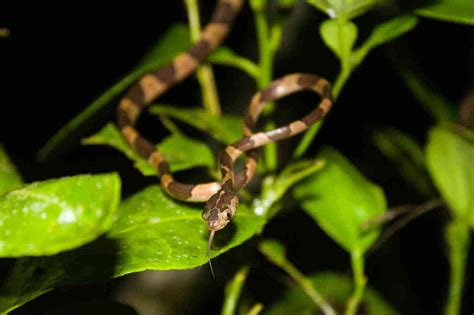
left=1, top=0, right=473, bottom=314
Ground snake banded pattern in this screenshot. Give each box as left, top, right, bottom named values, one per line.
left=116, top=0, right=333, bottom=238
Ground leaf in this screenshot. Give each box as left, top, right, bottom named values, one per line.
left=293, top=147, right=386, bottom=254
left=373, top=127, right=433, bottom=197
left=157, top=134, right=215, bottom=172
left=415, top=0, right=474, bottom=25
left=258, top=239, right=287, bottom=266
left=0, top=145, right=23, bottom=195
left=0, top=173, right=120, bottom=257
left=149, top=105, right=242, bottom=144
left=82, top=123, right=215, bottom=175
left=307, top=0, right=388, bottom=19
left=426, top=124, right=474, bottom=225
left=265, top=272, right=398, bottom=315
left=353, top=15, right=418, bottom=65
left=0, top=186, right=266, bottom=313
left=208, top=47, right=260, bottom=80
left=320, top=19, right=358, bottom=62
left=37, top=24, right=191, bottom=161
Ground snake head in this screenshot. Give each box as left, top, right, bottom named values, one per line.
left=202, top=189, right=239, bottom=231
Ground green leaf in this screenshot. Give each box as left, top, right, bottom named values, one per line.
left=426, top=124, right=474, bottom=225
left=209, top=47, right=260, bottom=80
left=149, top=105, right=242, bottom=144
left=265, top=272, right=398, bottom=315
left=373, top=127, right=433, bottom=197
left=0, top=186, right=266, bottom=313
left=258, top=239, right=287, bottom=265
left=293, top=147, right=386, bottom=253
left=0, top=173, right=120, bottom=257
left=37, top=24, right=191, bottom=161
left=82, top=123, right=214, bottom=175
left=307, top=0, right=387, bottom=19
left=353, top=15, right=418, bottom=65
left=157, top=134, right=215, bottom=172
left=0, top=145, right=23, bottom=195
left=320, top=19, right=358, bottom=63
left=415, top=0, right=474, bottom=25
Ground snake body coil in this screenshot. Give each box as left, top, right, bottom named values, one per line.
left=117, top=0, right=333, bottom=238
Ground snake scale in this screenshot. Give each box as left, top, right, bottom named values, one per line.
left=116, top=0, right=333, bottom=251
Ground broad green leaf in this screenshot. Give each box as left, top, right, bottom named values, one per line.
left=0, top=186, right=265, bottom=312
left=426, top=124, right=474, bottom=225
left=293, top=147, right=386, bottom=253
left=373, top=127, right=433, bottom=197
left=265, top=272, right=398, bottom=315
left=82, top=123, right=214, bottom=175
left=149, top=105, right=242, bottom=144
left=0, top=173, right=120, bottom=257
left=157, top=134, right=215, bottom=171
left=208, top=47, right=259, bottom=80
left=353, top=15, right=418, bottom=66
left=307, top=0, right=387, bottom=19
left=0, top=146, right=23, bottom=195
left=38, top=24, right=191, bottom=161
left=320, top=19, right=358, bottom=63
left=415, top=0, right=474, bottom=25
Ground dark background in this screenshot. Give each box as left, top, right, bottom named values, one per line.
left=0, top=1, right=473, bottom=314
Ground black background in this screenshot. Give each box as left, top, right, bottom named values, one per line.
left=0, top=1, right=473, bottom=314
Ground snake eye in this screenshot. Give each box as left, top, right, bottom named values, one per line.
left=225, top=211, right=232, bottom=220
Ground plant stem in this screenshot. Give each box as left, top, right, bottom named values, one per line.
left=221, top=265, right=250, bottom=315
left=345, top=250, right=367, bottom=315
left=251, top=0, right=282, bottom=171
left=247, top=303, right=264, bottom=315
left=184, top=0, right=221, bottom=117
left=445, top=220, right=470, bottom=315
left=280, top=259, right=336, bottom=315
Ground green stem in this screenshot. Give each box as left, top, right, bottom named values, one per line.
left=247, top=303, right=264, bottom=315
left=444, top=220, right=470, bottom=315
left=345, top=250, right=367, bottom=315
left=184, top=0, right=221, bottom=117
left=251, top=0, right=283, bottom=171
left=294, top=18, right=352, bottom=159
left=285, top=263, right=336, bottom=315
left=221, top=265, right=250, bottom=315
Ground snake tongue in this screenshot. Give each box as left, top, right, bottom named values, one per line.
left=207, top=230, right=216, bottom=279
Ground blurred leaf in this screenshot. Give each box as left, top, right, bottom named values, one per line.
left=0, top=146, right=23, bottom=195
left=209, top=47, right=259, bottom=80
left=278, top=0, right=298, bottom=9
left=390, top=48, right=457, bottom=122
left=373, top=127, right=433, bottom=197
left=307, top=0, right=387, bottom=19
left=415, top=0, right=474, bottom=25
left=320, top=19, right=358, bottom=62
left=0, top=185, right=265, bottom=312
left=149, top=105, right=242, bottom=144
left=426, top=124, right=474, bottom=225
left=353, top=15, right=418, bottom=65
left=259, top=239, right=287, bottom=265
left=38, top=24, right=190, bottom=161
left=0, top=173, right=120, bottom=257
left=293, top=147, right=386, bottom=254
left=265, top=272, right=398, bottom=315
left=83, top=123, right=214, bottom=175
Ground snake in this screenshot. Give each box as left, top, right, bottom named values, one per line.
left=116, top=0, right=333, bottom=252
